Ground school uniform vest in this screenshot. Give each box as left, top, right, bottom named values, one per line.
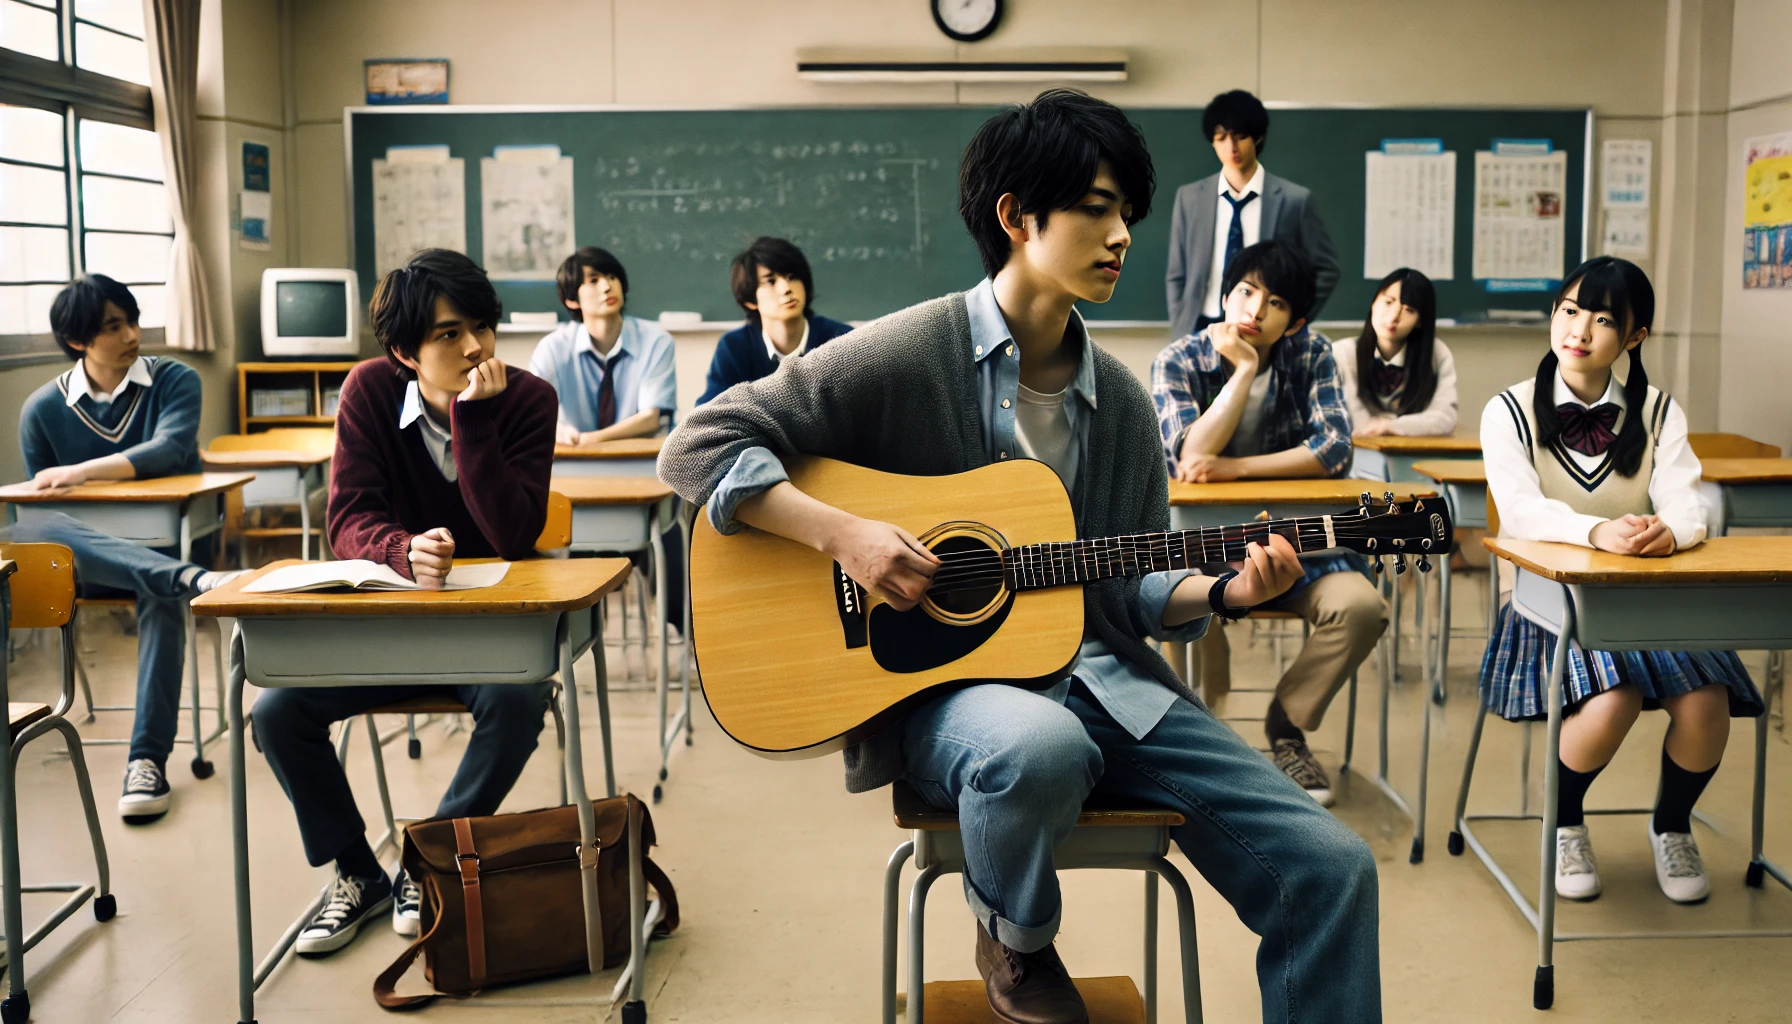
left=1490, top=378, right=1668, bottom=529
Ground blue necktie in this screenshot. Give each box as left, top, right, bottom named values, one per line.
left=1223, top=190, right=1259, bottom=276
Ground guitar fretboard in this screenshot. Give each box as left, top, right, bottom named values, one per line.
left=1002, top=517, right=1336, bottom=592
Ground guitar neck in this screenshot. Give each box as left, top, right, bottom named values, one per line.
left=1003, top=516, right=1339, bottom=592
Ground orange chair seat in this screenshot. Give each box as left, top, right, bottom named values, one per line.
left=9, top=702, right=50, bottom=739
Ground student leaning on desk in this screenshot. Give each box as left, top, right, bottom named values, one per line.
left=251, top=248, right=560, bottom=957
left=4, top=274, right=244, bottom=825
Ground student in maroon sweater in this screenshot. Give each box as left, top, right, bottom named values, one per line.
left=253, top=249, right=559, bottom=957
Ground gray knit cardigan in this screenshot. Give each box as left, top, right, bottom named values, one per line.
left=658, top=292, right=1198, bottom=792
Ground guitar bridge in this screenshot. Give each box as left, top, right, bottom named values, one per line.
left=833, top=561, right=869, bottom=649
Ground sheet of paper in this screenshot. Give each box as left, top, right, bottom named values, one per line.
left=480, top=154, right=575, bottom=280
left=1472, top=150, right=1568, bottom=281
left=1363, top=150, right=1456, bottom=280
left=440, top=562, right=512, bottom=590
left=1602, top=207, right=1650, bottom=256
left=1601, top=139, right=1651, bottom=207
left=372, top=156, right=467, bottom=277
left=1744, top=131, right=1792, bottom=289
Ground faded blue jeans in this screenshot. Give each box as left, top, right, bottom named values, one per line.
left=6, top=510, right=204, bottom=765
left=901, top=680, right=1381, bottom=1024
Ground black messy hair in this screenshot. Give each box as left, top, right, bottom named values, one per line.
left=369, top=248, right=502, bottom=379
left=1219, top=240, right=1317, bottom=327
left=1201, top=89, right=1270, bottom=153
left=730, top=237, right=816, bottom=325
left=958, top=88, right=1155, bottom=279
left=1532, top=256, right=1657, bottom=478
left=556, top=246, right=629, bottom=311
left=1355, top=267, right=1439, bottom=416
left=49, top=274, right=139, bottom=359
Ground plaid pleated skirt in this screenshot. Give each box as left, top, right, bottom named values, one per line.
left=1478, top=603, right=1765, bottom=722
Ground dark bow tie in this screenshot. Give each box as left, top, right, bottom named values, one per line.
left=1371, top=361, right=1406, bottom=398
left=1556, top=402, right=1621, bottom=457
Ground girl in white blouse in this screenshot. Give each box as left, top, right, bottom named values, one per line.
left=1333, top=267, right=1457, bottom=436
left=1479, top=256, right=1761, bottom=907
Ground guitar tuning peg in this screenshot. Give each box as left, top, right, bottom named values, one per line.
left=1372, top=557, right=1384, bottom=576
left=1394, top=553, right=1408, bottom=575
left=1383, top=490, right=1396, bottom=507
left=1417, top=555, right=1432, bottom=574
left=1359, top=492, right=1372, bottom=508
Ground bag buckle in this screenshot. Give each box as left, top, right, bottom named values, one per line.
left=579, top=840, right=600, bottom=871
left=456, top=852, right=481, bottom=884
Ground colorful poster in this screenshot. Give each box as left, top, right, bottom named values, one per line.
left=1743, top=131, right=1792, bottom=289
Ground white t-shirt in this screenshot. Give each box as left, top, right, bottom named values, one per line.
left=1226, top=372, right=1275, bottom=457
left=1014, top=381, right=1079, bottom=491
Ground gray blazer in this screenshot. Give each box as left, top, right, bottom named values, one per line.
left=1164, top=170, right=1341, bottom=341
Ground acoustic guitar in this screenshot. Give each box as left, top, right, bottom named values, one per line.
left=690, top=456, right=1451, bottom=758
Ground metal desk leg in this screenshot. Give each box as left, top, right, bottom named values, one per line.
left=557, top=623, right=607, bottom=981
left=681, top=510, right=693, bottom=744
left=583, top=608, right=617, bottom=801
left=907, top=863, right=944, bottom=1024
left=621, top=802, right=648, bottom=1022
left=1533, top=587, right=1574, bottom=1011
left=1, top=579, right=29, bottom=1023
left=297, top=473, right=311, bottom=562
left=227, top=628, right=256, bottom=1024
left=1150, top=855, right=1203, bottom=1024
left=651, top=513, right=669, bottom=803
left=1143, top=871, right=1158, bottom=1024
left=1434, top=552, right=1453, bottom=705
left=1747, top=674, right=1791, bottom=890
left=881, top=841, right=914, bottom=1024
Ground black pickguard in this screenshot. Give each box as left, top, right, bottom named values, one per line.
left=868, top=594, right=1014, bottom=673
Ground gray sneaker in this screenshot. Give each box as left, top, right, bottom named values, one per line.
left=1272, top=738, right=1335, bottom=807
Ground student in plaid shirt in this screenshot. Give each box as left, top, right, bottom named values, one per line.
left=1151, top=240, right=1386, bottom=806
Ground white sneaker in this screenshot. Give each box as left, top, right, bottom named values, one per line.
left=295, top=873, right=394, bottom=956
left=393, top=868, right=422, bottom=937
left=118, top=758, right=171, bottom=821
left=1649, top=825, right=1711, bottom=903
left=1555, top=825, right=1602, bottom=900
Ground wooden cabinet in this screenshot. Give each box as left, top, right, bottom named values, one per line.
left=237, top=361, right=361, bottom=434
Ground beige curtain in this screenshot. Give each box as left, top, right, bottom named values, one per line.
left=142, top=0, right=215, bottom=352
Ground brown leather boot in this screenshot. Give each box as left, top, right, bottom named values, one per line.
left=974, top=920, right=1089, bottom=1024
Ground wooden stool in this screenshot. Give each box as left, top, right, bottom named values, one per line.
left=883, top=782, right=1202, bottom=1024
left=0, top=546, right=115, bottom=1024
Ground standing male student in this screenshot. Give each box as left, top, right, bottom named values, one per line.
left=697, top=236, right=854, bottom=404
left=253, top=249, right=559, bottom=955
left=1165, top=89, right=1340, bottom=341
left=1153, top=240, right=1386, bottom=808
left=12, top=274, right=240, bottom=824
left=662, top=90, right=1379, bottom=1024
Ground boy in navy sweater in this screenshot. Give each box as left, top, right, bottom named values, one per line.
left=696, top=236, right=853, bottom=404
left=10, top=275, right=239, bottom=823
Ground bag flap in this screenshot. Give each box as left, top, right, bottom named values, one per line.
left=405, top=797, right=645, bottom=877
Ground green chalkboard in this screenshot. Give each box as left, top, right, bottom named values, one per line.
left=348, top=105, right=1590, bottom=327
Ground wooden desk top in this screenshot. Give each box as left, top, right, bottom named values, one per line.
left=191, top=556, right=632, bottom=617
left=1168, top=479, right=1435, bottom=506
left=553, top=438, right=663, bottom=459
left=1412, top=459, right=1487, bottom=485
left=1698, top=458, right=1792, bottom=484
left=0, top=472, right=256, bottom=504
left=1350, top=435, right=1482, bottom=454
left=552, top=476, right=675, bottom=506
left=202, top=449, right=332, bottom=468
left=1483, top=536, right=1792, bottom=585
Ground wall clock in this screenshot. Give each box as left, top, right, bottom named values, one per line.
left=932, top=0, right=1003, bottom=43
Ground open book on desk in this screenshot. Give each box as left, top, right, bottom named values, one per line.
left=242, top=560, right=511, bottom=594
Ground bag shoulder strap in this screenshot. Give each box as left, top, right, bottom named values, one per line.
left=374, top=876, right=463, bottom=1010
left=643, top=856, right=680, bottom=936
left=452, top=816, right=488, bottom=990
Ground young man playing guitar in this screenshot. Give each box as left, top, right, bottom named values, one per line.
left=660, top=90, right=1380, bottom=1024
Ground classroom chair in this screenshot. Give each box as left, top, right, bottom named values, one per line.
left=206, top=430, right=335, bottom=565
left=0, top=545, right=115, bottom=1024
left=883, top=781, right=1202, bottom=1024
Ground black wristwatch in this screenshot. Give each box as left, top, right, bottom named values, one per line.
left=1207, top=570, right=1249, bottom=621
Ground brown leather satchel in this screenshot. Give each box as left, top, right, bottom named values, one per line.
left=374, top=794, right=678, bottom=1009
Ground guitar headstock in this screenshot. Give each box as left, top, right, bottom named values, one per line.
left=1330, top=491, right=1454, bottom=574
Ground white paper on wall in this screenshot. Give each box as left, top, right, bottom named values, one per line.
left=1472, top=150, right=1568, bottom=280
left=1602, top=207, right=1650, bottom=256
left=371, top=156, right=467, bottom=276
left=480, top=152, right=575, bottom=280
left=1363, top=150, right=1456, bottom=280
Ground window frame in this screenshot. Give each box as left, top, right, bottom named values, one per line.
left=0, top=1, right=164, bottom=367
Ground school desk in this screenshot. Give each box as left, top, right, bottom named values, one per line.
left=0, top=473, right=254, bottom=777
left=554, top=476, right=692, bottom=802
left=1414, top=459, right=1490, bottom=705
left=201, top=448, right=332, bottom=562
left=1453, top=537, right=1792, bottom=1010
left=1697, top=458, right=1792, bottom=536
left=1169, top=479, right=1438, bottom=858
left=190, top=557, right=656, bottom=1023
left=1350, top=434, right=1482, bottom=484
left=553, top=437, right=663, bottom=478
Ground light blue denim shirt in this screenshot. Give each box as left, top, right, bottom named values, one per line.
left=705, top=279, right=1207, bottom=740
left=528, top=315, right=677, bottom=433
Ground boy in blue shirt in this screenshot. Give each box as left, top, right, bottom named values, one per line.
left=530, top=246, right=677, bottom=445
left=697, top=237, right=854, bottom=404
left=10, top=274, right=240, bottom=823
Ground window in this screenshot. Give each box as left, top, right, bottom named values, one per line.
left=1, top=0, right=166, bottom=363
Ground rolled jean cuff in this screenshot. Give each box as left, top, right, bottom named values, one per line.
left=964, top=876, right=1060, bottom=954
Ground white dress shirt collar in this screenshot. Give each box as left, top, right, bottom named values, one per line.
left=1373, top=343, right=1408, bottom=368
left=399, top=380, right=457, bottom=481
left=1551, top=369, right=1625, bottom=410
left=66, top=356, right=152, bottom=407
left=1218, top=162, right=1267, bottom=200
left=763, top=317, right=811, bottom=363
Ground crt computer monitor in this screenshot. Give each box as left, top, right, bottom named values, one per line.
left=260, top=268, right=360, bottom=358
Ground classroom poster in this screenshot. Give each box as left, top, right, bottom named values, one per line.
left=239, top=141, right=271, bottom=250
left=1472, top=150, right=1567, bottom=284
left=1363, top=149, right=1455, bottom=280
left=372, top=146, right=467, bottom=276
left=1743, top=131, right=1792, bottom=289
left=480, top=146, right=575, bottom=280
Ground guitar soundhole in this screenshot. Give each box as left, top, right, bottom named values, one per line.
left=927, top=534, right=1003, bottom=617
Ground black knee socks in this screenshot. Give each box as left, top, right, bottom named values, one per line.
left=1653, top=745, right=1719, bottom=835
left=1555, top=759, right=1604, bottom=828
left=1264, top=699, right=1304, bottom=744
left=335, top=836, right=384, bottom=882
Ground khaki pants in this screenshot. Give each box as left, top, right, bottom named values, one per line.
left=1167, top=570, right=1387, bottom=731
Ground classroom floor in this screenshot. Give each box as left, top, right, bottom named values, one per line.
left=5, top=570, right=1791, bottom=1023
